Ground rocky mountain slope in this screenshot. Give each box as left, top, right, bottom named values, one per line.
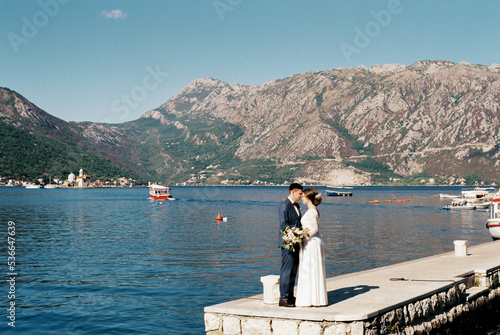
left=1, top=60, right=499, bottom=185
left=142, top=60, right=500, bottom=184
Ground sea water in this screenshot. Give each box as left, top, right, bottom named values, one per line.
left=0, top=186, right=497, bottom=334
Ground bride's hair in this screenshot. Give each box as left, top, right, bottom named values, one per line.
left=303, top=188, right=322, bottom=206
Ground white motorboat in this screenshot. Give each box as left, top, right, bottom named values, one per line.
left=326, top=186, right=353, bottom=197
left=442, top=199, right=476, bottom=210
left=45, top=177, right=59, bottom=188
left=474, top=201, right=491, bottom=209
left=439, top=193, right=459, bottom=199
left=25, top=184, right=40, bottom=189
left=486, top=198, right=500, bottom=240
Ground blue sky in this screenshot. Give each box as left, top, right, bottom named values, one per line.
left=1, top=0, right=499, bottom=123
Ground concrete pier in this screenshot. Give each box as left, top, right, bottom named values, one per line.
left=204, top=240, right=500, bottom=334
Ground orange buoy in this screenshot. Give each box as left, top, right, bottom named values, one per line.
left=367, top=200, right=380, bottom=204
left=420, top=203, right=423, bottom=206
left=283, top=197, right=286, bottom=202
left=216, top=213, right=223, bottom=221
left=384, top=200, right=392, bottom=203
left=413, top=195, right=416, bottom=199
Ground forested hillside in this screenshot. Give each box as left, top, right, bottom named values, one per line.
left=0, top=122, right=136, bottom=182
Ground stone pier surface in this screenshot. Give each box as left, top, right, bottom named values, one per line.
left=204, top=241, right=500, bottom=334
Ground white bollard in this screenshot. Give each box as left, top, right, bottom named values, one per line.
left=260, top=275, right=280, bottom=304
left=454, top=240, right=468, bottom=257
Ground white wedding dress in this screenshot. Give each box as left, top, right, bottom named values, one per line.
left=295, top=208, right=328, bottom=307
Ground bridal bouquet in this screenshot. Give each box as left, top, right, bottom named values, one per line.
left=281, top=226, right=308, bottom=252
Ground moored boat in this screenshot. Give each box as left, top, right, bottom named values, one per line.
left=326, top=186, right=353, bottom=197
left=486, top=198, right=500, bottom=240
left=474, top=201, right=491, bottom=209
left=149, top=183, right=173, bottom=200
left=45, top=176, right=58, bottom=189
left=459, top=187, right=497, bottom=202
left=439, top=193, right=459, bottom=199
left=442, top=199, right=476, bottom=210
left=25, top=184, right=40, bottom=189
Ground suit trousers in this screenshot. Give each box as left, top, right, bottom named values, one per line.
left=279, top=247, right=299, bottom=302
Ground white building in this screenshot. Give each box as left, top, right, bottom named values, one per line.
left=68, top=169, right=94, bottom=187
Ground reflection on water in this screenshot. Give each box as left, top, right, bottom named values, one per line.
left=0, top=186, right=495, bottom=334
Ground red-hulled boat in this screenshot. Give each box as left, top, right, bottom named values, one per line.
left=149, top=184, right=172, bottom=200
left=486, top=197, right=500, bottom=240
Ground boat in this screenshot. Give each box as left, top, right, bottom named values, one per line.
left=459, top=187, right=497, bottom=202
left=486, top=198, right=500, bottom=240
left=25, top=184, right=40, bottom=189
left=149, top=183, right=173, bottom=200
left=442, top=204, right=476, bottom=210
left=474, top=201, right=491, bottom=209
left=439, top=193, right=459, bottom=199
left=446, top=187, right=497, bottom=207
left=45, top=177, right=58, bottom=189
left=326, top=186, right=353, bottom=197
left=442, top=199, right=476, bottom=210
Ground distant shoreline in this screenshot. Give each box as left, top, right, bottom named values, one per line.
left=1, top=184, right=484, bottom=189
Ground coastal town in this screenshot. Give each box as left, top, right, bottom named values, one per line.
left=0, top=166, right=497, bottom=189
left=0, top=168, right=137, bottom=188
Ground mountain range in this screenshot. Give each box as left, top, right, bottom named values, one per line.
left=1, top=60, right=499, bottom=185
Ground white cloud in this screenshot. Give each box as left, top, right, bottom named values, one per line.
left=100, top=9, right=127, bottom=20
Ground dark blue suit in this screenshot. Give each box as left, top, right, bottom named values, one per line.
left=278, top=198, right=302, bottom=303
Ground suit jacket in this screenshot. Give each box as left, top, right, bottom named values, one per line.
left=278, top=198, right=302, bottom=248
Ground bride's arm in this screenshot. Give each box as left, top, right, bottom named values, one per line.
left=306, top=213, right=319, bottom=238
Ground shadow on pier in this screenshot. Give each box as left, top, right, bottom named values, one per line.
left=327, top=285, right=379, bottom=306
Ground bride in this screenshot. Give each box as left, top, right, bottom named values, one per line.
left=295, top=188, right=328, bottom=307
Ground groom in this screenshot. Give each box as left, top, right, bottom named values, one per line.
left=278, top=183, right=303, bottom=307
